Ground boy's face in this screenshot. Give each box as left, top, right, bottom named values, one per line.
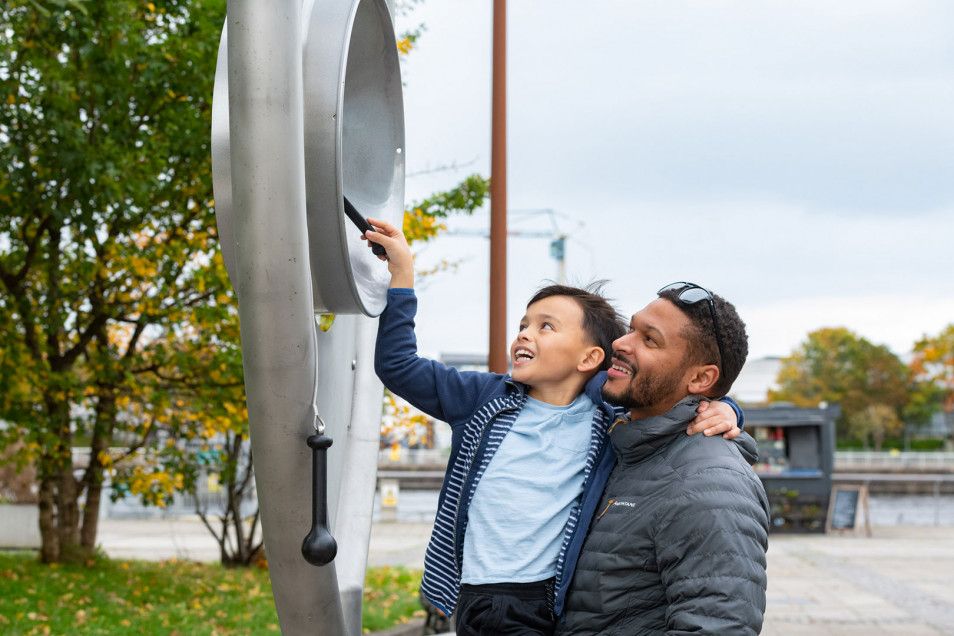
left=510, top=295, right=597, bottom=395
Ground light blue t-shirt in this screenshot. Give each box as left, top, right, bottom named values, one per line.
left=461, top=393, right=597, bottom=584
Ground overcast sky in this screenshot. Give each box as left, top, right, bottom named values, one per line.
left=390, top=0, right=954, bottom=362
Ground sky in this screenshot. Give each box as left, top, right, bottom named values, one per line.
left=390, top=0, right=954, bottom=362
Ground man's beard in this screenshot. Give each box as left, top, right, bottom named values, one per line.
left=603, top=364, right=684, bottom=411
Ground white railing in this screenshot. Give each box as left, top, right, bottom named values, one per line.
left=377, top=448, right=448, bottom=467
left=835, top=451, right=954, bottom=470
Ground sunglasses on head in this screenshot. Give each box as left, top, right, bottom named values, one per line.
left=657, top=282, right=725, bottom=375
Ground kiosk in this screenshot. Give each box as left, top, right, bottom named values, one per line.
left=745, top=404, right=840, bottom=533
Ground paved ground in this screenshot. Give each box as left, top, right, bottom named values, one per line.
left=763, top=526, right=954, bottom=635
left=97, top=519, right=954, bottom=635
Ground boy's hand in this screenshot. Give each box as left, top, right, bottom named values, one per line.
left=687, top=400, right=741, bottom=439
left=364, top=218, right=414, bottom=289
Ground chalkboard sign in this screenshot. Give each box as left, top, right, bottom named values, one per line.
left=829, top=488, right=859, bottom=528
left=826, top=485, right=870, bottom=535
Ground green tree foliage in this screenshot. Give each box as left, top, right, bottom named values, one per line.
left=0, top=0, right=230, bottom=563
left=910, top=324, right=954, bottom=412
left=0, top=0, right=488, bottom=567
left=769, top=327, right=912, bottom=440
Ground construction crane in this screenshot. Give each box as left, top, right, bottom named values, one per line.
left=445, top=209, right=575, bottom=284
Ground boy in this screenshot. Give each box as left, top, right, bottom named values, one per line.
left=364, top=220, right=741, bottom=635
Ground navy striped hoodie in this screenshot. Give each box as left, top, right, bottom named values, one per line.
left=374, top=289, right=619, bottom=618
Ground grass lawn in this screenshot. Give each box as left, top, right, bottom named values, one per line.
left=0, top=551, right=424, bottom=634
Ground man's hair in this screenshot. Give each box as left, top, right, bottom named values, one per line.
left=656, top=287, right=748, bottom=396
left=528, top=282, right=626, bottom=371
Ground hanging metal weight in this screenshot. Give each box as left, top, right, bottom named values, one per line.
left=302, top=432, right=337, bottom=566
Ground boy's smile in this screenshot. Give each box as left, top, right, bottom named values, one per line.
left=509, top=295, right=603, bottom=405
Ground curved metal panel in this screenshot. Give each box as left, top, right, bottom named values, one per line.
left=214, top=0, right=404, bottom=316
left=221, top=1, right=347, bottom=633
left=210, top=26, right=236, bottom=286
left=303, top=0, right=404, bottom=316
left=333, top=314, right=386, bottom=636
left=211, top=1, right=400, bottom=633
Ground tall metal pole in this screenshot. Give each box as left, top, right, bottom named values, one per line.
left=488, top=0, right=508, bottom=374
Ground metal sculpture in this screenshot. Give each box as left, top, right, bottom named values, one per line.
left=210, top=0, right=404, bottom=633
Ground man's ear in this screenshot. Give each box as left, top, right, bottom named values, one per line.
left=686, top=364, right=720, bottom=396
left=578, top=346, right=605, bottom=373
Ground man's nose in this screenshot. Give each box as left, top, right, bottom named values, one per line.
left=612, top=333, right=634, bottom=353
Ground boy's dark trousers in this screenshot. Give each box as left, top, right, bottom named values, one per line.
left=454, top=579, right=556, bottom=636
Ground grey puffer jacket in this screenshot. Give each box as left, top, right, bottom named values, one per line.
left=558, top=397, right=770, bottom=636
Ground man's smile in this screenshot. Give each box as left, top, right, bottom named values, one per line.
left=608, top=356, right=634, bottom=378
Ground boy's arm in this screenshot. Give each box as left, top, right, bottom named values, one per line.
left=687, top=397, right=743, bottom=439
left=365, top=219, right=496, bottom=423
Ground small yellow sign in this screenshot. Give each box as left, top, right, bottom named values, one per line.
left=380, top=480, right=399, bottom=507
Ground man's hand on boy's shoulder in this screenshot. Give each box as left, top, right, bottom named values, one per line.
left=687, top=399, right=741, bottom=439
left=364, top=218, right=414, bottom=289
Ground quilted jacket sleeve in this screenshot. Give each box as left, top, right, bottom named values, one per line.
left=655, top=464, right=770, bottom=635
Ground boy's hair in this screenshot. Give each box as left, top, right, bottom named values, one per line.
left=527, top=282, right=626, bottom=371
left=656, top=287, right=749, bottom=396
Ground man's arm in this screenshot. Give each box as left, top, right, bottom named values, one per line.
left=656, top=468, right=769, bottom=636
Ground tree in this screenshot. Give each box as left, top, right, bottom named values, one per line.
left=908, top=324, right=954, bottom=441
left=769, top=327, right=912, bottom=440
left=847, top=404, right=904, bottom=452
left=0, top=0, right=230, bottom=563
left=910, top=324, right=954, bottom=409
left=0, top=0, right=488, bottom=567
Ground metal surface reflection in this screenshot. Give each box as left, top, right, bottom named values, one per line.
left=304, top=0, right=404, bottom=316
left=211, top=0, right=402, bottom=634
left=213, top=0, right=404, bottom=316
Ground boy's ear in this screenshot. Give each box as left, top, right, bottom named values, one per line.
left=578, top=346, right=605, bottom=373
left=686, top=364, right=720, bottom=396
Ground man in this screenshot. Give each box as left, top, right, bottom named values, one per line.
left=558, top=282, right=770, bottom=636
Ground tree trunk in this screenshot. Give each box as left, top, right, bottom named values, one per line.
left=56, top=464, right=80, bottom=558
left=81, top=391, right=117, bottom=549
left=37, top=476, right=59, bottom=564
left=42, top=396, right=83, bottom=563
left=81, top=479, right=103, bottom=550
left=227, top=435, right=247, bottom=565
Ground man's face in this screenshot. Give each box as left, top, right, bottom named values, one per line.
left=510, top=295, right=595, bottom=399
left=602, top=298, right=693, bottom=416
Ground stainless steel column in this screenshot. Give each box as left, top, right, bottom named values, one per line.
left=225, top=1, right=346, bottom=632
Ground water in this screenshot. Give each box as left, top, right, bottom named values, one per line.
left=373, top=491, right=954, bottom=526
left=868, top=494, right=954, bottom=526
